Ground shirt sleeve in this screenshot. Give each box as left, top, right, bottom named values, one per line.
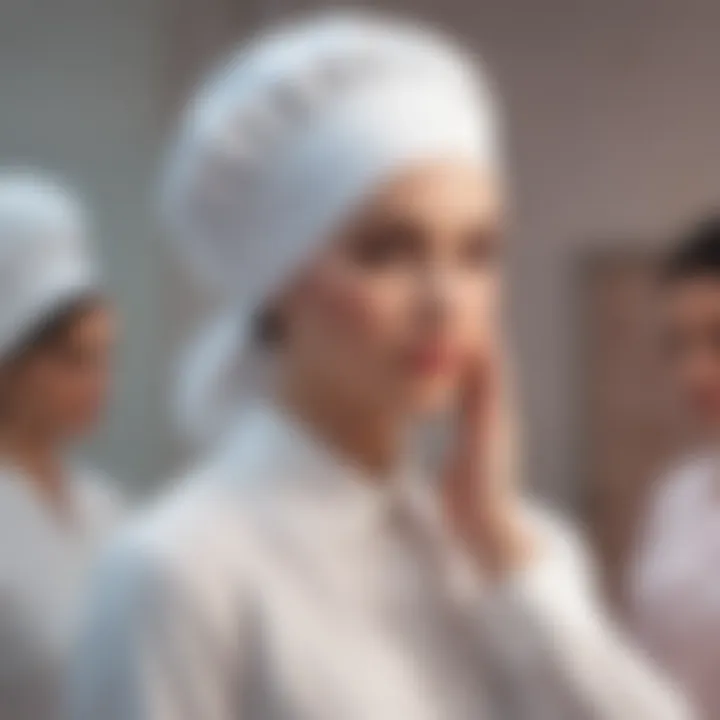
left=626, top=462, right=701, bottom=650
left=67, top=534, right=247, bottom=720
left=0, top=589, right=61, bottom=720
left=479, top=509, right=695, bottom=719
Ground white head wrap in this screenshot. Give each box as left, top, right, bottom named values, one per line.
left=164, top=10, right=503, bottom=443
left=0, top=171, right=99, bottom=358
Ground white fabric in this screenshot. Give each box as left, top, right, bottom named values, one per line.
left=162, top=11, right=502, bottom=443
left=630, top=454, right=720, bottom=718
left=71, top=403, right=690, bottom=720
left=0, top=172, right=99, bottom=357
left=0, top=463, right=121, bottom=720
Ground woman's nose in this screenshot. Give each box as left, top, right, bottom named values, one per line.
left=416, top=266, right=459, bottom=328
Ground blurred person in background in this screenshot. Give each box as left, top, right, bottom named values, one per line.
left=71, top=11, right=689, bottom=720
left=0, top=171, right=122, bottom=720
left=631, top=217, right=720, bottom=719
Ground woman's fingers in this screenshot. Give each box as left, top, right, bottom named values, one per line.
left=441, top=344, right=535, bottom=576
left=455, top=348, right=491, bottom=454
left=444, top=344, right=508, bottom=501
left=441, top=347, right=497, bottom=541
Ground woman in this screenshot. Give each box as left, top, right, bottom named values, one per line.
left=0, top=171, right=121, bottom=719
left=72, top=12, right=689, bottom=720
left=631, top=217, right=720, bottom=718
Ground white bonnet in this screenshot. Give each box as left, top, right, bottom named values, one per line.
left=163, top=10, right=504, bottom=442
left=0, top=170, right=99, bottom=358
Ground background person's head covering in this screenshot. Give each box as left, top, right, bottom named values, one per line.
left=0, top=170, right=99, bottom=358
left=163, top=9, right=504, bottom=444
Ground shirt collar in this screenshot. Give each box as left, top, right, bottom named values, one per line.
left=0, top=459, right=100, bottom=536
left=219, top=401, right=420, bottom=519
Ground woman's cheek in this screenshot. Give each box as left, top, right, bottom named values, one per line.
left=464, top=276, right=502, bottom=341
left=314, top=272, right=395, bottom=344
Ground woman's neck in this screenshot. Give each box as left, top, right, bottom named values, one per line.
left=0, top=421, right=68, bottom=515
left=276, top=381, right=407, bottom=482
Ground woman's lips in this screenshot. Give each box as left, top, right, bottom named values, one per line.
left=403, top=345, right=459, bottom=375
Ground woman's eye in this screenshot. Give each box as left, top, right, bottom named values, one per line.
left=348, top=224, right=421, bottom=268
left=461, top=229, right=501, bottom=267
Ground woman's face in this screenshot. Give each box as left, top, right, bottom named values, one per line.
left=1, top=303, right=116, bottom=440
left=661, top=276, right=720, bottom=432
left=278, top=161, right=504, bottom=419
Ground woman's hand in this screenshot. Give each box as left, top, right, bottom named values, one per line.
left=441, top=346, right=539, bottom=579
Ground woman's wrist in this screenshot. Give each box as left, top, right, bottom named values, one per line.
left=460, top=506, right=541, bottom=580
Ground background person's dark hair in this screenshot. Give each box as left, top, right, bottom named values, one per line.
left=662, top=215, right=720, bottom=284
left=5, top=294, right=103, bottom=363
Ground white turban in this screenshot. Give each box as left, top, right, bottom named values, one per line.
left=163, top=10, right=503, bottom=443
left=0, top=171, right=99, bottom=358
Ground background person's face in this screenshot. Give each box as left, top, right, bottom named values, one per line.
left=277, top=161, right=504, bottom=419
left=661, top=276, right=720, bottom=433
left=2, top=304, right=117, bottom=441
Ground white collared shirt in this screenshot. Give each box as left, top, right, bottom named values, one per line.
left=631, top=454, right=720, bottom=718
left=0, top=463, right=121, bottom=720
left=72, top=404, right=690, bottom=720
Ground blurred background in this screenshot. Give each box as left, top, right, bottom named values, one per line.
left=3, top=0, right=720, bottom=601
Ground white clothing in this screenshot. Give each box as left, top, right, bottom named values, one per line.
left=631, top=455, right=720, bottom=718
left=71, top=405, right=690, bottom=720
left=0, top=464, right=121, bottom=720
